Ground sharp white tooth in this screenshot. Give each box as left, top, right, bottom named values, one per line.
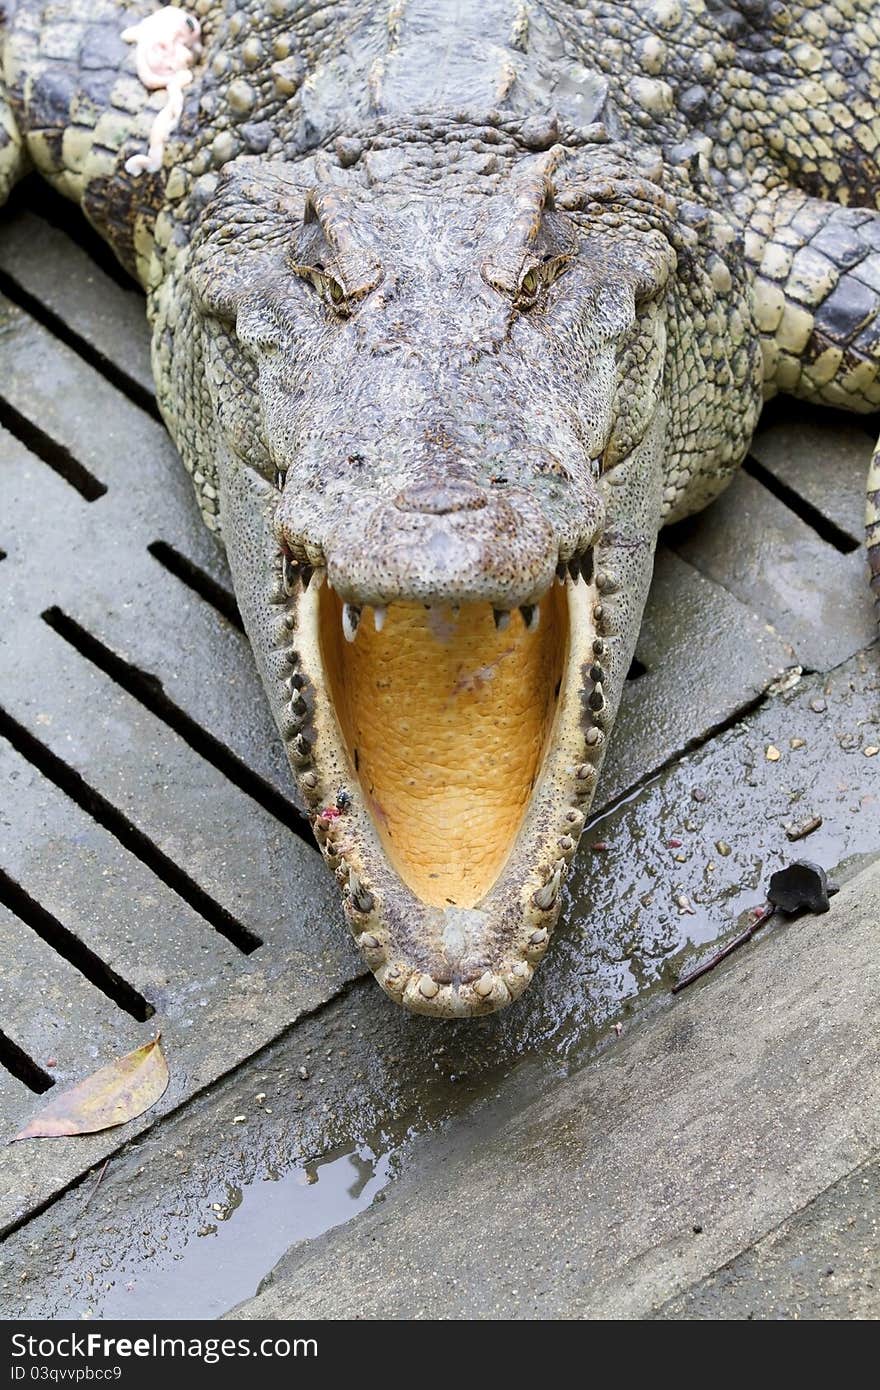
left=520, top=604, right=540, bottom=632
left=373, top=605, right=386, bottom=632
left=282, top=555, right=298, bottom=594
left=342, top=603, right=361, bottom=642
left=493, top=608, right=511, bottom=631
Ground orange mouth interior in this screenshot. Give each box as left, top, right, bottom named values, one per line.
left=320, top=589, right=568, bottom=907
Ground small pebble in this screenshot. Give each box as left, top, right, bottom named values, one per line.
left=232, top=1115, right=246, bottom=1124
left=715, top=840, right=732, bottom=857
left=785, top=814, right=822, bottom=842
left=691, top=787, right=707, bottom=802
left=810, top=697, right=827, bottom=713
left=765, top=745, right=781, bottom=761
left=865, top=746, right=879, bottom=757
left=790, top=737, right=806, bottom=749
left=298, top=1066, right=309, bottom=1080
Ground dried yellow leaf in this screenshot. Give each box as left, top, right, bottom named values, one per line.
left=11, top=1037, right=168, bottom=1142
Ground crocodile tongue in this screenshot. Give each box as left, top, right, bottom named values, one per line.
left=319, top=590, right=568, bottom=908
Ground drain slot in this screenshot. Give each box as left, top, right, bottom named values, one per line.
left=743, top=456, right=860, bottom=554
left=16, top=179, right=141, bottom=295
left=0, top=269, right=159, bottom=422
left=0, top=397, right=106, bottom=502
left=0, top=1027, right=55, bottom=1093
left=148, top=541, right=244, bottom=632
left=42, top=607, right=311, bottom=845
left=0, top=869, right=154, bottom=1022
left=0, top=707, right=263, bottom=955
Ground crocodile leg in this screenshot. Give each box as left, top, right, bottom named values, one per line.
left=0, top=6, right=28, bottom=209
left=745, top=187, right=880, bottom=613
left=1, top=0, right=170, bottom=279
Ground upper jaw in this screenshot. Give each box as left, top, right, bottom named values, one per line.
left=273, top=467, right=606, bottom=612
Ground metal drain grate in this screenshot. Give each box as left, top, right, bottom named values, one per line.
left=0, top=183, right=875, bottom=1236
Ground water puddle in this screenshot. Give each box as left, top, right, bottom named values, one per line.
left=93, top=1140, right=397, bottom=1320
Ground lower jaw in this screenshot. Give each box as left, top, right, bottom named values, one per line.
left=283, top=572, right=605, bottom=1017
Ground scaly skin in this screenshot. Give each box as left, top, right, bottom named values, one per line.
left=1, top=1, right=878, bottom=1016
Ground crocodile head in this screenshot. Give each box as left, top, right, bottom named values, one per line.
left=178, top=144, right=757, bottom=1015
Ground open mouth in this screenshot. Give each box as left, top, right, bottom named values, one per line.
left=322, top=587, right=568, bottom=908
left=281, top=545, right=605, bottom=1015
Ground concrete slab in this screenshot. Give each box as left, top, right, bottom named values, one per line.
left=228, top=857, right=880, bottom=1321
left=0, top=205, right=153, bottom=398
left=750, top=402, right=872, bottom=545
left=609, top=545, right=791, bottom=803
left=0, top=900, right=139, bottom=1089
left=0, top=307, right=300, bottom=816
left=670, top=471, right=875, bottom=674
left=654, top=1158, right=880, bottom=1320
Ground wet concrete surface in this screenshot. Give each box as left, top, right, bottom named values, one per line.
left=2, top=651, right=877, bottom=1319
left=229, top=857, right=880, bottom=1320
left=654, top=1158, right=880, bottom=1320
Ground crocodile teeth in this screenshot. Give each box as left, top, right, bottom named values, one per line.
left=282, top=554, right=298, bottom=594
left=580, top=547, right=595, bottom=584
left=373, top=605, right=387, bottom=632
left=556, top=560, right=568, bottom=585
left=567, top=556, right=580, bottom=582
left=520, top=604, right=539, bottom=632
left=342, top=603, right=361, bottom=642
left=301, top=564, right=314, bottom=590
left=493, top=608, right=511, bottom=631
left=532, top=863, right=563, bottom=911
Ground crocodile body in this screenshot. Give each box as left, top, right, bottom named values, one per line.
left=1, top=0, right=878, bottom=1016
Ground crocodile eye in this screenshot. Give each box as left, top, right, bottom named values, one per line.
left=520, top=268, right=539, bottom=296
left=293, top=264, right=350, bottom=314
left=310, top=270, right=346, bottom=307
left=514, top=255, right=572, bottom=308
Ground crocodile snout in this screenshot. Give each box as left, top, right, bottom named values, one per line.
left=393, top=478, right=489, bottom=515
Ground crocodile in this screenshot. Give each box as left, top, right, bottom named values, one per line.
left=1, top=1, right=878, bottom=1017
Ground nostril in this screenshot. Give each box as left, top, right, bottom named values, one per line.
left=394, top=480, right=489, bottom=515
